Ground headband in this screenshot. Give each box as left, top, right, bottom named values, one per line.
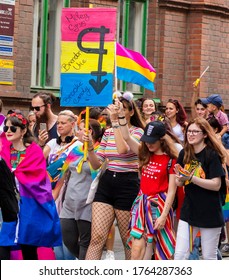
left=10, top=112, right=27, bottom=125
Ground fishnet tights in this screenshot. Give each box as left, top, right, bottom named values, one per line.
left=85, top=202, right=131, bottom=260
left=115, top=209, right=131, bottom=260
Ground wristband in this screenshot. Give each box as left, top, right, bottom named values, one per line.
left=88, top=147, right=94, bottom=152
left=189, top=174, right=193, bottom=182
left=119, top=122, right=127, bottom=126
left=112, top=125, right=120, bottom=129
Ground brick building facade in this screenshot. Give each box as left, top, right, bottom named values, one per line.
left=0, top=0, right=229, bottom=116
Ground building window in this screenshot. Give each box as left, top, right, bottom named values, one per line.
left=31, top=0, right=67, bottom=89
left=118, top=0, right=148, bottom=93
left=31, top=0, right=148, bottom=95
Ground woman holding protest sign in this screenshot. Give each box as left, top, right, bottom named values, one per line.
left=84, top=92, right=144, bottom=260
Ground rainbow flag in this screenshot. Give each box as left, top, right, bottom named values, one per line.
left=116, top=43, right=156, bottom=91
left=60, top=142, right=100, bottom=180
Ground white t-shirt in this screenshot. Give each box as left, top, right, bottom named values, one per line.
left=172, top=123, right=184, bottom=142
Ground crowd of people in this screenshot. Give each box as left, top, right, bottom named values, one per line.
left=0, top=88, right=229, bottom=260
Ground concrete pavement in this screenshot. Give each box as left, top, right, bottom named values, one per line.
left=101, top=224, right=229, bottom=260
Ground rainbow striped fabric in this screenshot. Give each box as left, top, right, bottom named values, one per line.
left=60, top=142, right=100, bottom=180
left=127, top=191, right=175, bottom=260
left=223, top=193, right=229, bottom=222
left=116, top=43, right=156, bottom=91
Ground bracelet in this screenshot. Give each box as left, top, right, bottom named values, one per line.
left=189, top=174, right=194, bottom=182
left=119, top=122, right=127, bottom=126
left=88, top=147, right=94, bottom=152
left=118, top=116, right=125, bottom=119
left=112, top=125, right=120, bottom=129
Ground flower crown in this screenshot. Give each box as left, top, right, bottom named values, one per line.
left=10, top=112, right=27, bottom=125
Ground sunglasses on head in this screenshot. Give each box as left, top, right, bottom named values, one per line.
left=3, top=125, right=18, bottom=133
left=31, top=104, right=46, bottom=111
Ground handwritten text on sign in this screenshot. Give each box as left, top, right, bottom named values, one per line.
left=60, top=8, right=116, bottom=107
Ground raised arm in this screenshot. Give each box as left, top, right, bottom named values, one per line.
left=106, top=103, right=129, bottom=154
left=115, top=99, right=140, bottom=155
left=190, top=81, right=200, bottom=119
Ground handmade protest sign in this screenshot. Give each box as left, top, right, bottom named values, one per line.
left=60, top=8, right=116, bottom=107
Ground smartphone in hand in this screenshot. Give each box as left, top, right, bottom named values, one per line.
left=40, top=123, right=47, bottom=131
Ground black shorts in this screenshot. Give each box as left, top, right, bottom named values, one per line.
left=94, top=169, right=140, bottom=211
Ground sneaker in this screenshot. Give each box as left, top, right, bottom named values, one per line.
left=105, top=250, right=115, bottom=260
left=221, top=244, right=229, bottom=257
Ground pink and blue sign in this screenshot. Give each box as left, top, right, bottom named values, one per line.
left=60, top=8, right=116, bottom=107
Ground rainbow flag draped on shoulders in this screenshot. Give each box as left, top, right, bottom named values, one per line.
left=60, top=142, right=100, bottom=180
left=116, top=42, right=156, bottom=91
left=0, top=138, right=62, bottom=247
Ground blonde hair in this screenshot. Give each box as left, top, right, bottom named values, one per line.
left=58, top=110, right=76, bottom=122
left=27, top=110, right=36, bottom=117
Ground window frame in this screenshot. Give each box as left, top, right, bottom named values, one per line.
left=118, top=0, right=148, bottom=94
left=31, top=0, right=70, bottom=94
left=31, top=0, right=148, bottom=97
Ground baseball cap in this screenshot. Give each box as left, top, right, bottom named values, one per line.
left=140, top=121, right=166, bottom=143
left=201, top=94, right=223, bottom=108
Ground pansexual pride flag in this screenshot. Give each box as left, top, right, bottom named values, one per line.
left=116, top=43, right=156, bottom=91
left=61, top=8, right=116, bottom=107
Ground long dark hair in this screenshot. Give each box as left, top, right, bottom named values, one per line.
left=207, top=115, right=222, bottom=133
left=5, top=111, right=34, bottom=146
left=139, top=134, right=178, bottom=172
left=119, top=96, right=145, bottom=129
left=89, top=119, right=105, bottom=143
left=167, top=99, right=187, bottom=127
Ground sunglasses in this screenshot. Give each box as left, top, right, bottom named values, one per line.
left=31, top=104, right=46, bottom=111
left=3, top=125, right=18, bottom=133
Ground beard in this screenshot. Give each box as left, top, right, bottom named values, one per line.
left=36, top=107, right=48, bottom=123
